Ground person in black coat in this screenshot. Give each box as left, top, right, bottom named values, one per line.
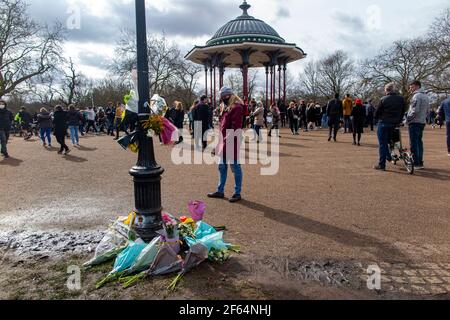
left=171, top=101, right=185, bottom=145
left=351, top=99, right=366, bottom=146
left=52, top=106, right=70, bottom=155
left=298, top=100, right=308, bottom=132
left=287, top=101, right=300, bottom=135
left=327, top=93, right=344, bottom=142
left=193, top=95, right=211, bottom=150
left=0, top=100, right=13, bottom=158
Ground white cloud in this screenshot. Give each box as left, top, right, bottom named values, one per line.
left=28, top=0, right=448, bottom=80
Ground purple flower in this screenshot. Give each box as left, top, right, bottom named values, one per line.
left=188, top=201, right=206, bottom=221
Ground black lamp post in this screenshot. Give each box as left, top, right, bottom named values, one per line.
left=130, top=0, right=164, bottom=242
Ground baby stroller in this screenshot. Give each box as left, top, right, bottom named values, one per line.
left=389, top=127, right=414, bottom=175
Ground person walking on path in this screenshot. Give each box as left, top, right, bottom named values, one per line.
left=321, top=103, right=328, bottom=129
left=208, top=87, right=244, bottom=204
left=114, top=103, right=125, bottom=140
left=85, top=107, right=98, bottom=135
left=306, top=102, right=316, bottom=131
left=173, top=101, right=185, bottom=145
left=193, top=95, right=210, bottom=150
left=251, top=101, right=265, bottom=141
left=106, top=103, right=115, bottom=136
left=327, top=93, right=343, bottom=142
left=373, top=83, right=407, bottom=171
left=37, top=107, right=53, bottom=147
left=53, top=106, right=70, bottom=155
left=406, top=80, right=430, bottom=170
left=343, top=94, right=354, bottom=134
left=299, top=100, right=308, bottom=132
left=287, top=101, right=300, bottom=135
left=67, top=105, right=81, bottom=146
left=438, top=98, right=450, bottom=156
left=365, top=100, right=375, bottom=131
left=351, top=99, right=366, bottom=146
left=268, top=103, right=281, bottom=138
left=15, top=106, right=33, bottom=140
left=0, top=100, right=13, bottom=159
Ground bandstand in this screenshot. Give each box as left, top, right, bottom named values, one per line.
left=185, top=1, right=307, bottom=108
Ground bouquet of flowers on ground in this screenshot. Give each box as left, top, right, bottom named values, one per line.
left=85, top=201, right=240, bottom=292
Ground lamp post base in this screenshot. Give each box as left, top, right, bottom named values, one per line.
left=129, top=134, right=165, bottom=243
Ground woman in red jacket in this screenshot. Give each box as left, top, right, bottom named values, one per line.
left=208, top=87, right=244, bottom=203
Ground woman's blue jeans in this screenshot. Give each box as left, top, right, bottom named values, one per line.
left=40, top=128, right=52, bottom=145
left=69, top=126, right=79, bottom=144
left=217, top=163, right=243, bottom=196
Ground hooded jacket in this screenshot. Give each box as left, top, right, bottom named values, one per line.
left=0, top=108, right=14, bottom=130
left=343, top=97, right=354, bottom=116
left=407, top=89, right=430, bottom=125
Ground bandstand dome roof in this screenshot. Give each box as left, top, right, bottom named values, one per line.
left=185, top=1, right=306, bottom=68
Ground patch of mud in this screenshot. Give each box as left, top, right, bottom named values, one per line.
left=0, top=229, right=104, bottom=261
left=250, top=257, right=364, bottom=289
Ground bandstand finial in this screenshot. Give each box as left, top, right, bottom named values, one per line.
left=240, top=1, right=251, bottom=16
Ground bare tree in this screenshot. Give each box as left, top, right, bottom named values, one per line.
left=224, top=69, right=259, bottom=99
left=57, top=58, right=82, bottom=106
left=0, top=0, right=64, bottom=97
left=298, top=60, right=321, bottom=101
left=317, top=50, right=355, bottom=98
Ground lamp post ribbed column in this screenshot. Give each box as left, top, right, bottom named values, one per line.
left=131, top=0, right=164, bottom=243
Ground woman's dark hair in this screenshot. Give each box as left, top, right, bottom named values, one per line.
left=410, top=80, right=422, bottom=88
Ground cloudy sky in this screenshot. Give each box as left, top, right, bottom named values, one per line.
left=28, top=0, right=448, bottom=79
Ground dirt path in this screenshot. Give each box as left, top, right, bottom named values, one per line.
left=0, top=127, right=449, bottom=299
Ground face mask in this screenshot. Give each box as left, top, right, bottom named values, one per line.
left=222, top=98, right=230, bottom=106
left=0, top=105, right=5, bottom=110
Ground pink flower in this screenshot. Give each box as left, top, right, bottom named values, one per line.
left=162, top=213, right=172, bottom=223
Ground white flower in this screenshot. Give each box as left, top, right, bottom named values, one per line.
left=147, top=129, right=156, bottom=138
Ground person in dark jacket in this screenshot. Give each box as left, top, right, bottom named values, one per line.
left=306, top=102, right=316, bottom=130
left=365, top=100, right=375, bottom=131
left=373, top=83, right=407, bottom=171
left=193, top=95, right=211, bottom=150
left=53, top=106, right=70, bottom=155
left=37, top=107, right=53, bottom=147
left=327, top=93, right=344, bottom=142
left=67, top=105, right=81, bottom=146
left=171, top=101, right=185, bottom=145
left=208, top=87, right=244, bottom=204
left=298, top=100, right=308, bottom=132
left=0, top=100, right=14, bottom=158
left=16, top=107, right=33, bottom=140
left=438, top=97, right=450, bottom=156
left=287, top=101, right=300, bottom=135
left=106, top=103, right=115, bottom=136
left=351, top=99, right=366, bottom=146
